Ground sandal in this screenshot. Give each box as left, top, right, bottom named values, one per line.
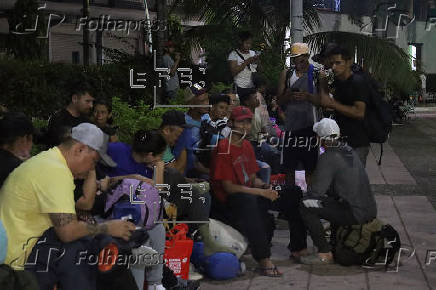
left=256, top=265, right=283, bottom=277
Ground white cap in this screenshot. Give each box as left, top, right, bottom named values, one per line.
left=71, top=123, right=117, bottom=167
left=313, top=118, right=340, bottom=139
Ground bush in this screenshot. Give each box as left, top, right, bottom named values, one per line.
left=0, top=58, right=159, bottom=118
left=112, top=96, right=187, bottom=143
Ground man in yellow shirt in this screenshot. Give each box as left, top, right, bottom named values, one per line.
left=0, top=123, right=135, bottom=289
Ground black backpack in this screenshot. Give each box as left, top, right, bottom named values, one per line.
left=353, top=67, right=393, bottom=165
left=334, top=219, right=401, bottom=270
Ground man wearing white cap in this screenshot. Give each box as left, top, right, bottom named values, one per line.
left=0, top=123, right=135, bottom=289
left=297, top=118, right=377, bottom=265
left=277, top=43, right=320, bottom=186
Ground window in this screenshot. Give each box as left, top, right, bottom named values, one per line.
left=72, top=51, right=80, bottom=64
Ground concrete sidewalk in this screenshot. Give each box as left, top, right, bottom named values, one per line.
left=199, top=143, right=436, bottom=289
left=199, top=195, right=436, bottom=290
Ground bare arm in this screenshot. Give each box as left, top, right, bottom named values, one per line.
left=169, top=53, right=181, bottom=76
left=321, top=91, right=366, bottom=120
left=153, top=160, right=165, bottom=186
left=170, top=148, right=187, bottom=174
left=76, top=170, right=97, bottom=211
left=228, top=55, right=258, bottom=77
left=277, top=69, right=288, bottom=99
left=110, top=174, right=154, bottom=186
left=49, top=213, right=136, bottom=243
left=222, top=180, right=264, bottom=196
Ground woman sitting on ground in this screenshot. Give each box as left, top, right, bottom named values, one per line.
left=105, top=129, right=166, bottom=290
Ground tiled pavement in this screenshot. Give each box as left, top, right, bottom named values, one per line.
left=199, top=116, right=436, bottom=289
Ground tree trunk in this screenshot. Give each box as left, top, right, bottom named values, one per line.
left=156, top=0, right=168, bottom=65
left=291, top=0, right=303, bottom=43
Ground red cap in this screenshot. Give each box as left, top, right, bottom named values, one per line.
left=165, top=41, right=175, bottom=48
left=231, top=106, right=253, bottom=121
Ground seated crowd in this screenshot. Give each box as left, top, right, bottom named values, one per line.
left=0, top=44, right=378, bottom=289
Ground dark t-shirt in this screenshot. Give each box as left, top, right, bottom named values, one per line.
left=47, top=108, right=90, bottom=146
left=0, top=149, right=22, bottom=188
left=332, top=73, right=370, bottom=148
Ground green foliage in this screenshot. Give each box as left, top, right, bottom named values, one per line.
left=0, top=58, right=158, bottom=118
left=6, top=0, right=48, bottom=60
left=208, top=82, right=233, bottom=95
left=111, top=96, right=187, bottom=144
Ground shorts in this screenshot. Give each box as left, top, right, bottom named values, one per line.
left=281, top=126, right=318, bottom=172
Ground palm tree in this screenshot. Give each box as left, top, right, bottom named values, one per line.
left=171, top=0, right=417, bottom=95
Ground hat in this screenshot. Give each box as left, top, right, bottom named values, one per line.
left=164, top=40, right=175, bottom=48
left=313, top=118, right=340, bottom=138
left=231, top=106, right=253, bottom=121
left=184, top=83, right=207, bottom=103
left=0, top=112, right=38, bottom=142
left=290, top=43, right=310, bottom=58
left=161, top=110, right=186, bottom=128
left=71, top=123, right=117, bottom=167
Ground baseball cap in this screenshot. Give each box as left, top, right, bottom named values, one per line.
left=161, top=110, right=186, bottom=128
left=231, top=106, right=253, bottom=121
left=290, top=43, right=310, bottom=58
left=71, top=123, right=117, bottom=167
left=164, top=40, right=175, bottom=48
left=313, top=118, right=340, bottom=139
left=0, top=112, right=37, bottom=144
left=184, top=83, right=207, bottom=103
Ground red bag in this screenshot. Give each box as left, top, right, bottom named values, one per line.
left=163, top=224, right=193, bottom=280
left=270, top=174, right=286, bottom=186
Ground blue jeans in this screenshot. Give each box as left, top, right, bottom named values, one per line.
left=256, top=160, right=271, bottom=185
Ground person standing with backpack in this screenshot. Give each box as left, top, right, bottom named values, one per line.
left=277, top=43, right=320, bottom=186
left=319, top=46, right=371, bottom=166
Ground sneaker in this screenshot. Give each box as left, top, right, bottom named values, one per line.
left=188, top=263, right=203, bottom=281
left=171, top=280, right=201, bottom=290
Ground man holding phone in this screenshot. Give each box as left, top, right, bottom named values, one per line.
left=277, top=43, right=320, bottom=187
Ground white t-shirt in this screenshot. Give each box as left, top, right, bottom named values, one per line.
left=228, top=50, right=257, bottom=88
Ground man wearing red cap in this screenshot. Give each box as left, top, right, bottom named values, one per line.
left=210, top=106, right=283, bottom=277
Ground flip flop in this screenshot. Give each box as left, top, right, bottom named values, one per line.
left=256, top=265, right=283, bottom=277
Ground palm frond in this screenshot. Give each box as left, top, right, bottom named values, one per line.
left=306, top=31, right=417, bottom=93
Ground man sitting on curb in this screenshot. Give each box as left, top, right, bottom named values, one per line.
left=0, top=123, right=135, bottom=289
left=299, top=118, right=377, bottom=264
left=210, top=106, right=283, bottom=277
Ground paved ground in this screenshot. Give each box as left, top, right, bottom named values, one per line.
left=199, top=108, right=436, bottom=290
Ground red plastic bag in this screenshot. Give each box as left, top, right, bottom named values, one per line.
left=163, top=224, right=193, bottom=280
left=270, top=174, right=286, bottom=186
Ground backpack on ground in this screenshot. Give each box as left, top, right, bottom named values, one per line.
left=353, top=67, right=393, bottom=165
left=104, top=179, right=162, bottom=229
left=334, top=218, right=401, bottom=269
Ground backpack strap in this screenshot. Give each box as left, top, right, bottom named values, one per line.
left=234, top=49, right=252, bottom=71
left=378, top=143, right=383, bottom=166
left=307, top=64, right=315, bottom=94
left=285, top=68, right=294, bottom=90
